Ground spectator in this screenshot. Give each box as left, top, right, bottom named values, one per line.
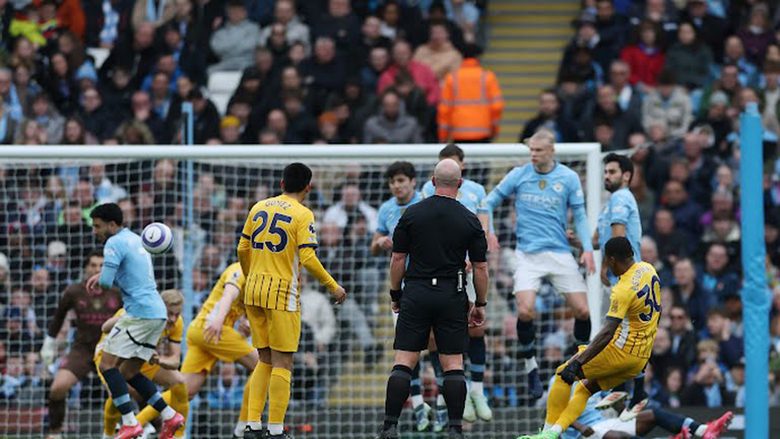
left=608, top=60, right=642, bottom=120
left=630, top=0, right=678, bottom=43
left=98, top=22, right=157, bottom=90
left=131, top=0, right=174, bottom=30
left=661, top=179, right=703, bottom=241
left=42, top=53, right=79, bottom=115
left=60, top=115, right=96, bottom=145
left=668, top=305, right=699, bottom=372
left=313, top=0, right=360, bottom=53
left=561, top=11, right=615, bottom=76
left=681, top=0, right=727, bottom=61
left=208, top=0, right=261, bottom=74
left=89, top=162, right=127, bottom=204
left=265, top=109, right=292, bottom=144
left=761, top=61, right=780, bottom=135
left=378, top=39, right=439, bottom=106
left=413, top=21, right=462, bottom=82
left=0, top=253, right=11, bottom=300
left=703, top=307, right=744, bottom=368
left=643, top=71, right=692, bottom=139
left=363, top=89, right=422, bottom=143
left=298, top=36, right=348, bottom=114
left=80, top=87, right=120, bottom=142
left=664, top=21, right=714, bottom=90
left=641, top=235, right=672, bottom=285
left=12, top=63, right=42, bottom=115
left=437, top=43, right=502, bottom=143
left=0, top=67, right=23, bottom=122
left=582, top=84, right=641, bottom=149
left=736, top=3, right=773, bottom=66
left=594, top=0, right=629, bottom=56
left=721, top=35, right=759, bottom=87
left=0, top=101, right=20, bottom=144
left=206, top=362, right=245, bottom=409
left=671, top=257, right=711, bottom=331
left=620, top=19, right=666, bottom=87
left=123, top=90, right=168, bottom=143
left=681, top=339, right=734, bottom=406
left=520, top=89, right=578, bottom=143
left=0, top=355, right=34, bottom=400
left=692, top=90, right=733, bottom=156
left=662, top=366, right=685, bottom=408
left=259, top=0, right=310, bottom=55
left=388, top=70, right=429, bottom=135
left=323, top=183, right=378, bottom=234
left=443, top=0, right=479, bottom=42
left=1, top=307, right=38, bottom=355
left=355, top=14, right=391, bottom=67
left=699, top=64, right=742, bottom=118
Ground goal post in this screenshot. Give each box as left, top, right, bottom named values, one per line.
left=0, top=142, right=601, bottom=439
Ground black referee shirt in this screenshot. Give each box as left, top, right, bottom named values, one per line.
left=392, top=194, right=487, bottom=279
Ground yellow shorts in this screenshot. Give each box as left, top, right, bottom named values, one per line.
left=94, top=350, right=160, bottom=389
left=246, top=305, right=301, bottom=353
left=557, top=344, right=647, bottom=391
left=181, top=320, right=256, bottom=374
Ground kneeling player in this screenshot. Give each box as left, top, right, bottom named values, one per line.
left=518, top=238, right=659, bottom=439
left=95, top=290, right=188, bottom=439
left=181, top=262, right=258, bottom=438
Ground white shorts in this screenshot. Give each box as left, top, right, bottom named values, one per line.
left=102, top=315, right=166, bottom=361
left=590, top=417, right=637, bottom=439
left=512, top=250, right=586, bottom=294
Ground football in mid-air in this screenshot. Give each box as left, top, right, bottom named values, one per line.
left=142, top=222, right=173, bottom=254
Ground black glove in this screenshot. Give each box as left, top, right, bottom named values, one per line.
left=559, top=359, right=584, bottom=385
left=390, top=288, right=403, bottom=302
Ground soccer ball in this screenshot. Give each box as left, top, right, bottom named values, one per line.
left=142, top=222, right=173, bottom=254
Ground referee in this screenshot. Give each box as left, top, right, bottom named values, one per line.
left=375, top=159, right=489, bottom=439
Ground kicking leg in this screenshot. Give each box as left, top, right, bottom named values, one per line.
left=548, top=379, right=601, bottom=434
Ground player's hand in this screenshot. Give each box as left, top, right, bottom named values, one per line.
left=378, top=236, right=393, bottom=251
left=582, top=426, right=595, bottom=437
left=391, top=301, right=400, bottom=313
left=581, top=251, right=596, bottom=275
left=40, top=335, right=57, bottom=369
left=559, top=359, right=584, bottom=385
left=237, top=318, right=251, bottom=337
left=469, top=304, right=485, bottom=328
left=203, top=320, right=223, bottom=344
left=86, top=273, right=102, bottom=295
left=148, top=352, right=160, bottom=366
left=331, top=286, right=347, bottom=305
left=600, top=263, right=610, bottom=287
left=487, top=233, right=499, bottom=252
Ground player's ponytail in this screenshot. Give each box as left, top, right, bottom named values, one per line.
left=161, top=289, right=184, bottom=308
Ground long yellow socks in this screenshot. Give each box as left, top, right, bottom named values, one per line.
left=249, top=362, right=273, bottom=423
left=554, top=383, right=592, bottom=431
left=267, top=367, right=292, bottom=435
left=240, top=378, right=251, bottom=422
left=545, top=375, right=573, bottom=425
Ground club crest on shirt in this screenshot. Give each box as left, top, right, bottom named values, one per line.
left=552, top=182, right=564, bottom=193
left=538, top=180, right=546, bottom=190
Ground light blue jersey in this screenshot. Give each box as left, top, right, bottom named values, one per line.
left=483, top=162, right=593, bottom=253
left=376, top=192, right=422, bottom=237
left=100, top=228, right=167, bottom=319
left=422, top=178, right=493, bottom=232
left=598, top=187, right=642, bottom=274
left=548, top=376, right=608, bottom=439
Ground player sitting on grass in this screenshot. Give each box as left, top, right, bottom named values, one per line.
left=518, top=237, right=659, bottom=439
left=95, top=290, right=188, bottom=439
left=181, top=262, right=258, bottom=439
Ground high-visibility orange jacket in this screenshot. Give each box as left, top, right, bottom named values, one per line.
left=437, top=58, right=503, bottom=142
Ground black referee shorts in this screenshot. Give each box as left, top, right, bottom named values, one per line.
left=394, top=278, right=469, bottom=355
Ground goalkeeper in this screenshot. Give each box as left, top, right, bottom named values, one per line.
left=42, top=250, right=123, bottom=439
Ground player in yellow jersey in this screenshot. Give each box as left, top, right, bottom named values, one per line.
left=238, top=163, right=347, bottom=439
left=95, top=290, right=189, bottom=439
left=181, top=262, right=259, bottom=438
left=518, top=237, right=661, bottom=439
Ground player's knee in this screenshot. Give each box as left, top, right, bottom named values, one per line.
left=573, top=303, right=590, bottom=320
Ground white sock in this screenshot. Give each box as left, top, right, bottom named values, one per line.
left=160, top=406, right=176, bottom=421
left=528, top=356, right=539, bottom=371
left=268, top=423, right=283, bottom=435
left=248, top=421, right=263, bottom=431
left=411, top=394, right=424, bottom=408
left=471, top=381, right=484, bottom=395
left=234, top=421, right=248, bottom=437
left=695, top=425, right=707, bottom=437
left=121, top=412, right=138, bottom=427
left=543, top=422, right=552, bottom=431
left=436, top=394, right=446, bottom=407
left=551, top=425, right=563, bottom=433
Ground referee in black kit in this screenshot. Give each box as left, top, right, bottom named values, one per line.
left=375, top=159, right=489, bottom=439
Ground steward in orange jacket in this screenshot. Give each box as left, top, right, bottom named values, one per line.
left=437, top=44, right=503, bottom=142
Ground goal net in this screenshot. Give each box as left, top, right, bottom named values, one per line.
left=0, top=143, right=601, bottom=439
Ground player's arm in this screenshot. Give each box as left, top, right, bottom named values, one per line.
left=572, top=204, right=596, bottom=274
left=371, top=231, right=393, bottom=256
left=101, top=314, right=121, bottom=333
left=476, top=185, right=499, bottom=252
left=389, top=251, right=406, bottom=313
left=41, top=287, right=74, bottom=366
left=157, top=340, right=181, bottom=370
left=468, top=219, right=489, bottom=326
left=203, top=283, right=240, bottom=344
left=300, top=247, right=345, bottom=304
left=575, top=317, right=620, bottom=365
left=238, top=212, right=254, bottom=275
left=570, top=421, right=595, bottom=436
left=483, top=168, right=521, bottom=213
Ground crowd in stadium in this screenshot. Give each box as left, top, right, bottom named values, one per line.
left=1, top=0, right=780, bottom=432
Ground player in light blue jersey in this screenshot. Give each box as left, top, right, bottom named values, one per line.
left=372, top=161, right=422, bottom=255
left=85, top=204, right=184, bottom=439
left=481, top=129, right=596, bottom=399
left=594, top=154, right=647, bottom=421
left=422, top=144, right=497, bottom=425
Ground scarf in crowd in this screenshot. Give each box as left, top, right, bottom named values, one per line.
left=146, top=0, right=167, bottom=23
left=100, top=0, right=120, bottom=44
